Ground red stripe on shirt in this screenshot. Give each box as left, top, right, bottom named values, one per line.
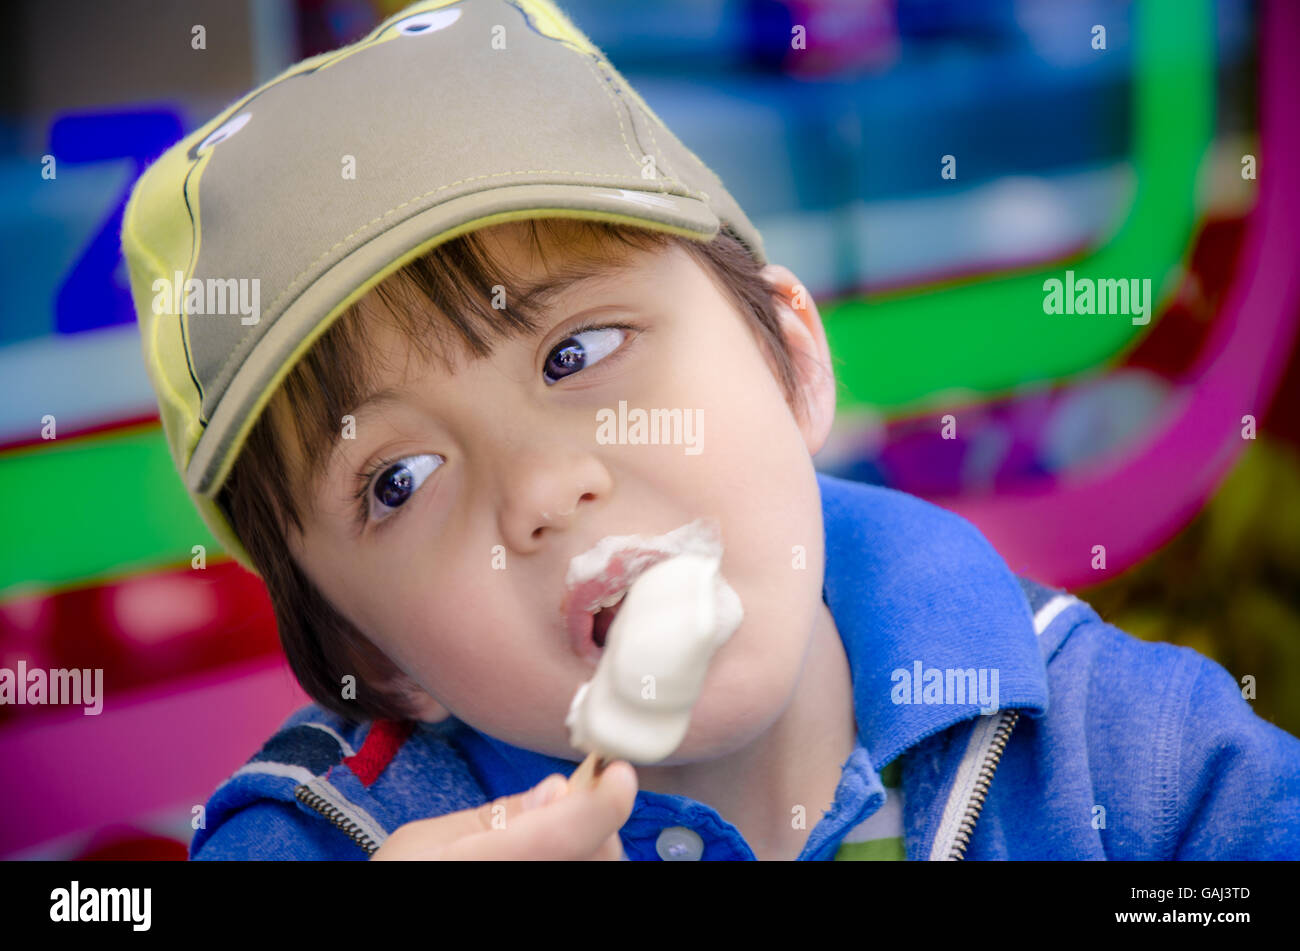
left=344, top=719, right=415, bottom=787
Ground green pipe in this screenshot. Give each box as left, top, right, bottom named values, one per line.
left=824, top=0, right=1213, bottom=412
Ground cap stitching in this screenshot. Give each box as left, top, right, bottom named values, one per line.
left=611, top=77, right=710, bottom=204
left=180, top=161, right=209, bottom=422
left=585, top=53, right=690, bottom=195
left=634, top=103, right=715, bottom=206
left=204, top=168, right=709, bottom=398
left=123, top=192, right=196, bottom=449
left=577, top=52, right=648, bottom=181
left=631, top=98, right=681, bottom=191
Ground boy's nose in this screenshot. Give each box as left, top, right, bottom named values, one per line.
left=497, top=447, right=611, bottom=553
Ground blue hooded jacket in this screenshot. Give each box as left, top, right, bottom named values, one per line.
left=190, top=473, right=1300, bottom=859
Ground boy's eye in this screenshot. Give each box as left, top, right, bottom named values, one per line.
left=543, top=327, right=626, bottom=384
left=366, top=454, right=443, bottom=523
left=395, top=9, right=461, bottom=35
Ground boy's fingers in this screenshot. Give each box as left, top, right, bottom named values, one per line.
left=472, top=773, right=571, bottom=831
left=432, top=772, right=572, bottom=845
left=438, top=793, right=620, bottom=860
left=378, top=773, right=568, bottom=858
left=436, top=761, right=637, bottom=860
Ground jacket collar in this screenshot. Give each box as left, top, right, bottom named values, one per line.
left=815, top=472, right=1047, bottom=769
left=442, top=472, right=1048, bottom=793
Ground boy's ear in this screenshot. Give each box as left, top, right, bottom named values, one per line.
left=759, top=264, right=836, bottom=456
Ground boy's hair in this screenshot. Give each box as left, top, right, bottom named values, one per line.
left=218, top=218, right=810, bottom=723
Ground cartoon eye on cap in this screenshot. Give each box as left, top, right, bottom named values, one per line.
left=396, top=7, right=462, bottom=35
left=197, top=112, right=252, bottom=155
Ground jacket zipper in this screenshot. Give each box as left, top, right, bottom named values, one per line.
left=294, top=783, right=381, bottom=857
left=945, top=708, right=1020, bottom=860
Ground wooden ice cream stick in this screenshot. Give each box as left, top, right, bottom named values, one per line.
left=568, top=751, right=609, bottom=790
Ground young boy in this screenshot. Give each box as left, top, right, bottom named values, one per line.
left=123, top=0, right=1300, bottom=860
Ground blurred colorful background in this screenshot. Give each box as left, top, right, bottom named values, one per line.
left=1, top=0, right=1296, bottom=860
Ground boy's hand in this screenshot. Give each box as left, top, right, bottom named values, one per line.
left=370, top=760, right=637, bottom=860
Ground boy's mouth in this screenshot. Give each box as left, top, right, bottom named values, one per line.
left=563, top=549, right=671, bottom=664
left=590, top=591, right=625, bottom=649
left=561, top=518, right=725, bottom=665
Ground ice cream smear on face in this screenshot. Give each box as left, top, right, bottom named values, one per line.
left=565, top=520, right=744, bottom=764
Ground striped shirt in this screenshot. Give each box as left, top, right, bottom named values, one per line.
left=833, top=758, right=905, bottom=860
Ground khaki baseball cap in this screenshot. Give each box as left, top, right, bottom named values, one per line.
left=122, top=0, right=765, bottom=573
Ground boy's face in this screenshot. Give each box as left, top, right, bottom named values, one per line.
left=284, top=220, right=836, bottom=763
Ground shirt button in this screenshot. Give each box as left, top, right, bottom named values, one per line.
left=655, top=826, right=704, bottom=861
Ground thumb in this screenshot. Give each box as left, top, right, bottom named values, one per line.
left=520, top=773, right=571, bottom=811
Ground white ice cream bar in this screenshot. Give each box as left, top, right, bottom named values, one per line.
left=565, top=552, right=743, bottom=763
